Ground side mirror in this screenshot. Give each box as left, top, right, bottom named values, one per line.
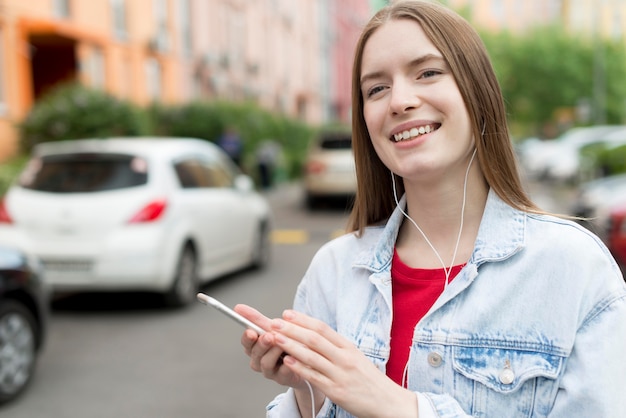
left=233, top=174, right=254, bottom=192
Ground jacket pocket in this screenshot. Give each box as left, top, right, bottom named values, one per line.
left=452, top=345, right=564, bottom=417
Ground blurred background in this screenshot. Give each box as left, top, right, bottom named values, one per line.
left=0, top=0, right=625, bottom=417
left=1, top=0, right=625, bottom=176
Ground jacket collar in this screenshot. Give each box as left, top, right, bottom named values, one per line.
left=356, top=188, right=525, bottom=272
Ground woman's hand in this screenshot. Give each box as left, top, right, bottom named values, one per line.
left=234, top=304, right=310, bottom=390
left=270, top=309, right=418, bottom=418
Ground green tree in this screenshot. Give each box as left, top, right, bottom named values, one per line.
left=19, top=82, right=148, bottom=152
left=481, top=26, right=626, bottom=138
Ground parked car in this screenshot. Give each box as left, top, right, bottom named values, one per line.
left=579, top=126, right=626, bottom=179
left=570, top=173, right=626, bottom=239
left=0, top=245, right=48, bottom=405
left=0, top=137, right=272, bottom=307
left=520, top=125, right=624, bottom=183
left=303, top=130, right=356, bottom=209
left=606, top=203, right=626, bottom=277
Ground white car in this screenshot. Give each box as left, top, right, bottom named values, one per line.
left=571, top=173, right=626, bottom=239
left=523, top=125, right=624, bottom=183
left=0, top=137, right=272, bottom=307
left=303, top=130, right=356, bottom=209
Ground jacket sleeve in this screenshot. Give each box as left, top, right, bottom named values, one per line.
left=548, top=289, right=626, bottom=417
left=266, top=388, right=335, bottom=418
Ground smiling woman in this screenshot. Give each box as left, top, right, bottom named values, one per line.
left=233, top=2, right=626, bottom=417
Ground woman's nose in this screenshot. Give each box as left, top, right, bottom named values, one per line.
left=389, top=82, right=421, bottom=115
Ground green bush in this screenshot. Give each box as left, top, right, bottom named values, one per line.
left=148, top=100, right=315, bottom=179
left=0, top=154, right=27, bottom=196
left=19, top=82, right=320, bottom=182
left=597, top=143, right=626, bottom=175
left=19, top=82, right=149, bottom=152
left=148, top=101, right=224, bottom=141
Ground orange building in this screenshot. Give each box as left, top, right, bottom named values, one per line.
left=0, top=0, right=185, bottom=160
left=0, top=0, right=346, bottom=161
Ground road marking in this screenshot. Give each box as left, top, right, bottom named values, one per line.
left=271, top=229, right=309, bottom=244
left=330, top=229, right=347, bottom=239
left=270, top=228, right=348, bottom=244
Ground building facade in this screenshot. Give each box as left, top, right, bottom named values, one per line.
left=444, top=0, right=626, bottom=40
left=0, top=0, right=371, bottom=161
left=323, top=0, right=372, bottom=123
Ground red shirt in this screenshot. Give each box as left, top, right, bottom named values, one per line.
left=386, top=249, right=464, bottom=386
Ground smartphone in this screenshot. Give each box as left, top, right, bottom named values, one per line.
left=197, top=293, right=266, bottom=335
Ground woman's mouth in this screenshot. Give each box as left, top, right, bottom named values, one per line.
left=392, top=123, right=440, bottom=142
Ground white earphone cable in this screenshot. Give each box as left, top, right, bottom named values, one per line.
left=305, top=380, right=315, bottom=417
left=391, top=148, right=477, bottom=288
left=394, top=148, right=476, bottom=389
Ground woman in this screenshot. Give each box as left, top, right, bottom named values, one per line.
left=235, top=2, right=626, bottom=417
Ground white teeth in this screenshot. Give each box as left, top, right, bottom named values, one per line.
left=393, top=124, right=436, bottom=142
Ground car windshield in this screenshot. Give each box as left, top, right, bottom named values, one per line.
left=19, top=153, right=148, bottom=193
left=319, top=134, right=352, bottom=150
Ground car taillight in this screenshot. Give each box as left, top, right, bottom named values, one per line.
left=306, top=160, right=326, bottom=174
left=128, top=199, right=167, bottom=223
left=0, top=198, right=12, bottom=224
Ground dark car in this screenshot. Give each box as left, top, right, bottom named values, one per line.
left=0, top=245, right=48, bottom=405
left=607, top=204, right=626, bottom=277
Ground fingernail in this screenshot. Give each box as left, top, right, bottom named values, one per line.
left=271, top=318, right=284, bottom=329
left=283, top=310, right=295, bottom=320
left=275, top=333, right=286, bottom=344
left=261, top=333, right=272, bottom=345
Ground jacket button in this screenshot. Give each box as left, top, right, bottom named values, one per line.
left=499, top=367, right=515, bottom=385
left=427, top=352, right=442, bottom=367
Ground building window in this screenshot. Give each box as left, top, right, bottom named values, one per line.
left=178, top=0, right=192, bottom=57
left=53, top=0, right=71, bottom=19
left=612, top=8, right=623, bottom=40
left=146, top=58, right=162, bottom=100
left=490, top=0, right=505, bottom=24
left=149, top=0, right=169, bottom=52
left=110, top=0, right=128, bottom=41
left=0, top=27, right=6, bottom=115
left=85, top=47, right=105, bottom=89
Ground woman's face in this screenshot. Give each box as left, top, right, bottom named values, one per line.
left=360, top=19, right=474, bottom=185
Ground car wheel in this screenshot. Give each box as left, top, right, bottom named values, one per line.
left=0, top=300, right=38, bottom=405
left=250, top=221, right=271, bottom=269
left=164, top=245, right=198, bottom=308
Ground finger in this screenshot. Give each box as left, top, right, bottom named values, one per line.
left=272, top=333, right=333, bottom=388
left=249, top=332, right=273, bottom=371
left=234, top=304, right=273, bottom=332
left=272, top=311, right=349, bottom=358
left=280, top=310, right=351, bottom=349
left=240, top=328, right=260, bottom=356
left=272, top=321, right=336, bottom=373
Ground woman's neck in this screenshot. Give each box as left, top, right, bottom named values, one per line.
left=395, top=168, right=488, bottom=269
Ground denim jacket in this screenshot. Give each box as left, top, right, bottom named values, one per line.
left=267, top=190, right=626, bottom=417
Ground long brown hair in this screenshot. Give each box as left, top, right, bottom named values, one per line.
left=347, top=0, right=540, bottom=234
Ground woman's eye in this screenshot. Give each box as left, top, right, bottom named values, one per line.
left=420, top=69, right=441, bottom=79
left=366, top=85, right=385, bottom=97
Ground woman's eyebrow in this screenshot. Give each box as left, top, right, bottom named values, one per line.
left=360, top=53, right=445, bottom=87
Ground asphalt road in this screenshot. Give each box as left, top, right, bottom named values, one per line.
left=1, top=182, right=351, bottom=418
